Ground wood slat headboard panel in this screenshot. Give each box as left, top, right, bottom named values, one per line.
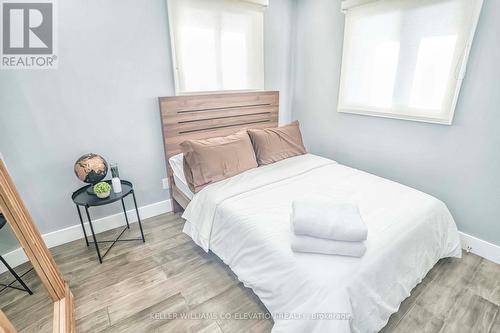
left=159, top=91, right=279, bottom=211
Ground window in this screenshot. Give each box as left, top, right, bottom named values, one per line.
left=338, top=0, right=484, bottom=124
left=168, top=0, right=265, bottom=94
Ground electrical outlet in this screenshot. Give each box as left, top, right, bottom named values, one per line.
left=162, top=178, right=169, bottom=189
left=466, top=245, right=472, bottom=253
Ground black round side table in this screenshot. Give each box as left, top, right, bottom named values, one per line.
left=72, top=180, right=145, bottom=264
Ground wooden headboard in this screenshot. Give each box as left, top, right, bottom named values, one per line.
left=159, top=91, right=279, bottom=212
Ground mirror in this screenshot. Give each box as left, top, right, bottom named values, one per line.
left=0, top=159, right=75, bottom=333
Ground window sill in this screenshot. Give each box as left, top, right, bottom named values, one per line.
left=337, top=107, right=453, bottom=125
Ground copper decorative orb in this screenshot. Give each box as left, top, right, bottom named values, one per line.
left=74, top=153, right=108, bottom=184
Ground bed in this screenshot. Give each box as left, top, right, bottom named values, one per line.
left=159, top=91, right=461, bottom=333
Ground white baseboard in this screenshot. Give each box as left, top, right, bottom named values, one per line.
left=459, top=231, right=500, bottom=264
left=0, top=199, right=172, bottom=273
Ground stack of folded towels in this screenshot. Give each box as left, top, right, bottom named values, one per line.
left=290, top=196, right=368, bottom=257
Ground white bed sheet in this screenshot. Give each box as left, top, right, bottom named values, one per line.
left=169, top=153, right=195, bottom=199
left=174, top=173, right=194, bottom=199
left=182, top=154, right=461, bottom=333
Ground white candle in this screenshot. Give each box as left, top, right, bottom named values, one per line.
left=112, top=177, right=122, bottom=193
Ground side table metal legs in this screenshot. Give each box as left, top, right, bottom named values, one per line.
left=132, top=190, right=146, bottom=243
left=85, top=206, right=103, bottom=263
left=76, top=206, right=89, bottom=247
left=75, top=193, right=146, bottom=264
left=0, top=256, right=33, bottom=295
left=121, top=198, right=130, bottom=229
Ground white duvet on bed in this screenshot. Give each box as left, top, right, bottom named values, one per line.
left=182, top=154, right=461, bottom=333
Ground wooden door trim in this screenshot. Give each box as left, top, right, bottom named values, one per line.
left=0, top=310, right=17, bottom=333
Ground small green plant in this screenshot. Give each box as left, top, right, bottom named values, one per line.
left=93, top=182, right=111, bottom=194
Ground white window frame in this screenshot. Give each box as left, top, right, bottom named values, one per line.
left=166, top=0, right=266, bottom=96
left=337, top=0, right=484, bottom=125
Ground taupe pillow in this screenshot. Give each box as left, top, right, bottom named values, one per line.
left=247, top=121, right=306, bottom=165
left=180, top=131, right=258, bottom=193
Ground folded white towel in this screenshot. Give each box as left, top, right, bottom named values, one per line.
left=291, top=233, right=366, bottom=257
left=292, top=197, right=367, bottom=241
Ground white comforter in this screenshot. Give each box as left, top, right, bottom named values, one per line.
left=183, top=154, right=461, bottom=333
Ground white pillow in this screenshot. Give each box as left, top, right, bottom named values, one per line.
left=168, top=153, right=186, bottom=184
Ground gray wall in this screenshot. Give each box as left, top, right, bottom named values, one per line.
left=0, top=0, right=295, bottom=255
left=292, top=0, right=500, bottom=246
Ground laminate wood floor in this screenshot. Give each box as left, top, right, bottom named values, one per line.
left=0, top=213, right=498, bottom=333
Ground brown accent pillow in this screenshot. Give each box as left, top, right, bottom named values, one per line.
left=180, top=131, right=258, bottom=193
left=247, top=121, right=306, bottom=165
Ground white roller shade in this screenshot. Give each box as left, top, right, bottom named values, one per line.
left=338, top=0, right=484, bottom=124
left=243, top=0, right=268, bottom=6
left=168, top=0, right=265, bottom=94
left=341, top=0, right=379, bottom=12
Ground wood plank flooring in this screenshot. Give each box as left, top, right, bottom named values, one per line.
left=0, top=212, right=498, bottom=332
